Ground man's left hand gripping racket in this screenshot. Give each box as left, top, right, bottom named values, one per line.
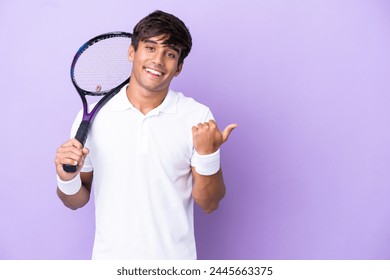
left=63, top=32, right=133, bottom=173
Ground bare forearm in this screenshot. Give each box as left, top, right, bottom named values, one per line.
left=56, top=172, right=93, bottom=210
left=57, top=185, right=91, bottom=210
left=190, top=119, right=236, bottom=213
left=192, top=168, right=226, bottom=213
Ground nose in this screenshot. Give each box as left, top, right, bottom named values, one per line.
left=152, top=51, right=164, bottom=66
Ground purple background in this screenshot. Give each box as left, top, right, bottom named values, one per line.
left=1, top=0, right=390, bottom=259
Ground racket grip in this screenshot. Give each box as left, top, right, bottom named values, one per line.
left=63, top=164, right=77, bottom=173
left=63, top=120, right=92, bottom=173
left=74, top=120, right=92, bottom=146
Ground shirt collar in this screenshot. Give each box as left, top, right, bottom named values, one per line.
left=107, top=85, right=178, bottom=115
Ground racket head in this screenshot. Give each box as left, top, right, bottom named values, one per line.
left=70, top=32, right=133, bottom=97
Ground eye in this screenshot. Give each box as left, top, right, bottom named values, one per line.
left=166, top=52, right=176, bottom=59
left=145, top=45, right=155, bottom=51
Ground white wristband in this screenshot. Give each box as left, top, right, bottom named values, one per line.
left=57, top=174, right=82, bottom=195
left=191, top=149, right=220, bottom=176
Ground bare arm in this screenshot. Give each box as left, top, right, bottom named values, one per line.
left=57, top=171, right=93, bottom=210
left=54, top=138, right=92, bottom=210
left=192, top=168, right=226, bottom=213
left=191, top=120, right=237, bottom=213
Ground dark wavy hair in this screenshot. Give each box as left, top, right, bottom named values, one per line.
left=131, top=10, right=192, bottom=65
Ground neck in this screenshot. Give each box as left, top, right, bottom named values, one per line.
left=126, top=82, right=168, bottom=115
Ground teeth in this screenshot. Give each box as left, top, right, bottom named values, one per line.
left=146, top=68, right=162, bottom=76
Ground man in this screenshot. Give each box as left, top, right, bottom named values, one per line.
left=55, top=10, right=237, bottom=259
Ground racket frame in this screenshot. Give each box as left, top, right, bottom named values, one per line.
left=63, top=32, right=132, bottom=173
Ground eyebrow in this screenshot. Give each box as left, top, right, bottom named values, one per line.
left=144, top=39, right=181, bottom=54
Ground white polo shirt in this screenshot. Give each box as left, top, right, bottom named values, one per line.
left=71, top=86, right=214, bottom=259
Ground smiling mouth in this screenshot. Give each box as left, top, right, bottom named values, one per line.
left=145, top=67, right=163, bottom=77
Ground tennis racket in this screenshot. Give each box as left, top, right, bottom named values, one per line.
left=63, top=31, right=133, bottom=173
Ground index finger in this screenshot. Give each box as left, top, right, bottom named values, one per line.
left=62, top=138, right=83, bottom=149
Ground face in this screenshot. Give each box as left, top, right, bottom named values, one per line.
left=128, top=35, right=183, bottom=96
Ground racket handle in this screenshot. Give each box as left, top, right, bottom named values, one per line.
left=74, top=120, right=92, bottom=146
left=63, top=120, right=92, bottom=173
left=63, top=164, right=77, bottom=173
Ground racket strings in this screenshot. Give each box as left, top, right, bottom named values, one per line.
left=73, top=37, right=132, bottom=94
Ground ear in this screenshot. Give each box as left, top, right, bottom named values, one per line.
left=128, top=45, right=135, bottom=62
left=175, top=63, right=183, bottom=77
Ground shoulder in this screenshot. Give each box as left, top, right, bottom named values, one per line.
left=169, top=89, right=214, bottom=122
left=171, top=90, right=210, bottom=112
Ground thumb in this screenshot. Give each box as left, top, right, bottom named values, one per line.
left=222, top=123, right=238, bottom=143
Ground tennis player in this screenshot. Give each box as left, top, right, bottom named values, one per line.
left=55, top=10, right=237, bottom=259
